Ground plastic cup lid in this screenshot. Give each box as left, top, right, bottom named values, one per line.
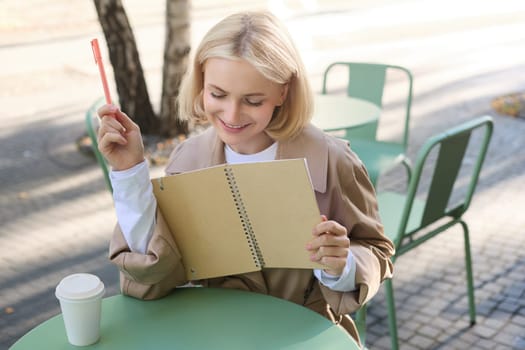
left=55, top=273, right=105, bottom=300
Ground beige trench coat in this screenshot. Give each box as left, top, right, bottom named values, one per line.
left=109, top=124, right=394, bottom=345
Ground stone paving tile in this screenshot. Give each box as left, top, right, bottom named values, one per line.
left=408, top=334, right=435, bottom=349
left=513, top=315, right=525, bottom=327
left=514, top=337, right=525, bottom=350
left=417, top=325, right=442, bottom=339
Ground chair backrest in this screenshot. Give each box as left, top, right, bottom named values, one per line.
left=321, top=62, right=413, bottom=147
left=85, top=98, right=113, bottom=193
left=393, top=116, right=493, bottom=249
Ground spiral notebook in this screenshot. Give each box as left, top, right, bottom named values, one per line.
left=151, top=158, right=323, bottom=280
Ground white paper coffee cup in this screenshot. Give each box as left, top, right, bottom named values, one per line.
left=55, top=273, right=105, bottom=346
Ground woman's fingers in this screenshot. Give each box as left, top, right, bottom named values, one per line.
left=98, top=104, right=139, bottom=130
left=98, top=117, right=126, bottom=141
left=98, top=129, right=127, bottom=148
left=314, top=246, right=348, bottom=258
left=100, top=115, right=126, bottom=134
left=95, top=103, right=145, bottom=170
left=97, top=104, right=118, bottom=119
left=96, top=104, right=141, bottom=150
left=312, top=220, right=347, bottom=238
left=97, top=104, right=139, bottom=133
left=308, top=219, right=349, bottom=250
left=308, top=238, right=349, bottom=259
left=113, top=108, right=139, bottom=132
left=306, top=216, right=350, bottom=276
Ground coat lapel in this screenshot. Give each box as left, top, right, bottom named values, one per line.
left=164, top=127, right=225, bottom=174
left=277, top=124, right=328, bottom=194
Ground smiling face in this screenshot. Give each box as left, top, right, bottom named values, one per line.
left=202, top=58, right=288, bottom=155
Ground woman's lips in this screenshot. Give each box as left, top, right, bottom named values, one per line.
left=220, top=118, right=250, bottom=131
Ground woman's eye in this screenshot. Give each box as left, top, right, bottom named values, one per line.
left=211, top=92, right=225, bottom=99
left=245, top=99, right=263, bottom=107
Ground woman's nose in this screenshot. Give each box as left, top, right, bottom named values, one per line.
left=223, top=100, right=241, bottom=123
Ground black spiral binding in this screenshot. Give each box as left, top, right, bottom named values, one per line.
left=224, top=167, right=265, bottom=268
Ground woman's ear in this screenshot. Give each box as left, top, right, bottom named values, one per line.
left=278, top=83, right=289, bottom=106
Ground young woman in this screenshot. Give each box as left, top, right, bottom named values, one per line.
left=97, top=11, right=394, bottom=344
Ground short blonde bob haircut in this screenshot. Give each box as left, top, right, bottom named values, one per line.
left=178, top=11, right=314, bottom=140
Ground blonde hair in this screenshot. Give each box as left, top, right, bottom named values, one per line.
left=178, top=11, right=313, bottom=140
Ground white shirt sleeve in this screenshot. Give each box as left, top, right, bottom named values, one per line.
left=313, top=250, right=357, bottom=292
left=110, top=160, right=156, bottom=254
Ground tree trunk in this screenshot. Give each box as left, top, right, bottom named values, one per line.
left=160, top=0, right=191, bottom=137
left=93, top=0, right=160, bottom=135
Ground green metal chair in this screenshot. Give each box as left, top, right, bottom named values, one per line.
left=360, top=116, right=494, bottom=349
left=321, top=62, right=414, bottom=186
left=85, top=98, right=113, bottom=193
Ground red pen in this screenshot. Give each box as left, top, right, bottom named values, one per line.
left=91, top=38, right=112, bottom=104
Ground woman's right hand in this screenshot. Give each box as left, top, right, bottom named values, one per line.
left=97, top=104, right=145, bottom=171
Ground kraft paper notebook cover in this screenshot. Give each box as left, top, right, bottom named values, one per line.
left=151, top=158, right=323, bottom=280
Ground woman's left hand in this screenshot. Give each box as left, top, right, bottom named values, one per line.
left=306, top=215, right=350, bottom=276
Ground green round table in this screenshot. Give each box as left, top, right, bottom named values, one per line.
left=11, top=287, right=360, bottom=349
left=311, top=94, right=380, bottom=132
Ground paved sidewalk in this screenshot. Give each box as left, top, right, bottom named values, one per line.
left=1, top=1, right=525, bottom=349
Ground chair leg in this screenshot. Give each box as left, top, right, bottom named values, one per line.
left=401, top=156, right=412, bottom=183
left=460, top=220, right=477, bottom=326
left=385, top=278, right=399, bottom=350
left=355, top=304, right=367, bottom=347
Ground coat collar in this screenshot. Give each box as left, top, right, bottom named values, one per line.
left=165, top=124, right=328, bottom=193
